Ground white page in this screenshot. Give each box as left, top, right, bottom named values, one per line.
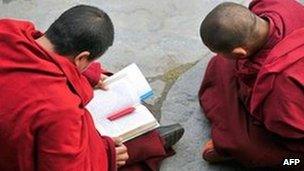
left=110, top=104, right=158, bottom=136
left=92, top=104, right=159, bottom=138
left=86, top=76, right=140, bottom=136
left=105, top=63, right=152, bottom=100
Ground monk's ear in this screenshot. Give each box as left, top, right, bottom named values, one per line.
left=231, top=47, right=248, bottom=59
left=74, top=51, right=91, bottom=71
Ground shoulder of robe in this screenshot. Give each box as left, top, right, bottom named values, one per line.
left=278, top=58, right=304, bottom=88
left=250, top=0, right=302, bottom=13
left=207, top=55, right=235, bottom=70
left=0, top=18, right=35, bottom=34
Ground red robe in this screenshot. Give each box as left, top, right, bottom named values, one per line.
left=0, top=18, right=117, bottom=171
left=0, top=19, right=170, bottom=171
left=199, top=0, right=304, bottom=168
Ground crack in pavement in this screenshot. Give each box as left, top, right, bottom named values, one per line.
left=145, top=60, right=200, bottom=121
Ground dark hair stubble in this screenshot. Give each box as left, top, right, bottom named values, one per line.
left=45, top=5, right=114, bottom=60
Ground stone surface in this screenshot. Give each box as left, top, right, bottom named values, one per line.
left=2, top=0, right=303, bottom=170
left=0, top=0, right=247, bottom=120
left=160, top=59, right=247, bottom=171
left=160, top=60, right=206, bottom=170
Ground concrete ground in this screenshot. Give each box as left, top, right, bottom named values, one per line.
left=1, top=0, right=303, bottom=170
left=0, top=0, right=249, bottom=118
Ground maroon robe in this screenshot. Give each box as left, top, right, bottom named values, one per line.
left=0, top=18, right=116, bottom=171
left=0, top=19, right=170, bottom=171
left=199, top=0, right=304, bottom=168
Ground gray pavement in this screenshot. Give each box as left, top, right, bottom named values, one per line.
left=2, top=0, right=302, bottom=170
left=0, top=0, right=247, bottom=114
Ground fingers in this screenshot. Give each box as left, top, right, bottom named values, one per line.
left=100, top=73, right=108, bottom=80
left=115, top=144, right=129, bottom=168
left=116, top=150, right=129, bottom=161
left=116, top=144, right=127, bottom=155
left=94, top=74, right=109, bottom=90
left=117, top=161, right=126, bottom=168
left=97, top=80, right=108, bottom=90
left=112, top=137, right=123, bottom=146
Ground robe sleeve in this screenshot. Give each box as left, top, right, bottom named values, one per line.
left=35, top=100, right=114, bottom=171
left=82, top=62, right=113, bottom=87
left=263, top=73, right=304, bottom=140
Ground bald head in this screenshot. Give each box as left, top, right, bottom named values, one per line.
left=200, top=2, right=258, bottom=53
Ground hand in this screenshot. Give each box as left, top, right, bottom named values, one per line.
left=113, top=137, right=129, bottom=168
left=95, top=74, right=108, bottom=90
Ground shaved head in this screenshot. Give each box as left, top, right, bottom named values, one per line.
left=200, top=2, right=258, bottom=53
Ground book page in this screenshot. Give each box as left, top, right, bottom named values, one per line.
left=105, top=63, right=153, bottom=100
left=86, top=76, right=140, bottom=136
left=87, top=104, right=159, bottom=139
left=110, top=104, right=159, bottom=137
left=94, top=118, right=121, bottom=137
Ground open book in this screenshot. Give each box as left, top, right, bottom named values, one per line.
left=86, top=63, right=159, bottom=142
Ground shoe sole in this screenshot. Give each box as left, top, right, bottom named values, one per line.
left=162, top=125, right=185, bottom=148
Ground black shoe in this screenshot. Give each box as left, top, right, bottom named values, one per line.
left=156, top=123, right=184, bottom=148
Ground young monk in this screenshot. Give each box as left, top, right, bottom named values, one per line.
left=0, top=5, right=184, bottom=171
left=199, top=0, right=304, bottom=169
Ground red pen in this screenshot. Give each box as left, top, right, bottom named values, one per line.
left=107, top=106, right=136, bottom=121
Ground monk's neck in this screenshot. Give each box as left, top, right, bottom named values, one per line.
left=35, top=35, right=56, bottom=53
left=35, top=35, right=75, bottom=63
left=249, top=17, right=270, bottom=56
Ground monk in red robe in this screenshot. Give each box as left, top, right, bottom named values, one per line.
left=199, top=0, right=304, bottom=169
left=0, top=5, right=183, bottom=171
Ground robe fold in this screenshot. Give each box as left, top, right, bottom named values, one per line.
left=199, top=0, right=304, bottom=168
left=0, top=19, right=172, bottom=171
left=0, top=18, right=170, bottom=171
left=0, top=19, right=116, bottom=171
